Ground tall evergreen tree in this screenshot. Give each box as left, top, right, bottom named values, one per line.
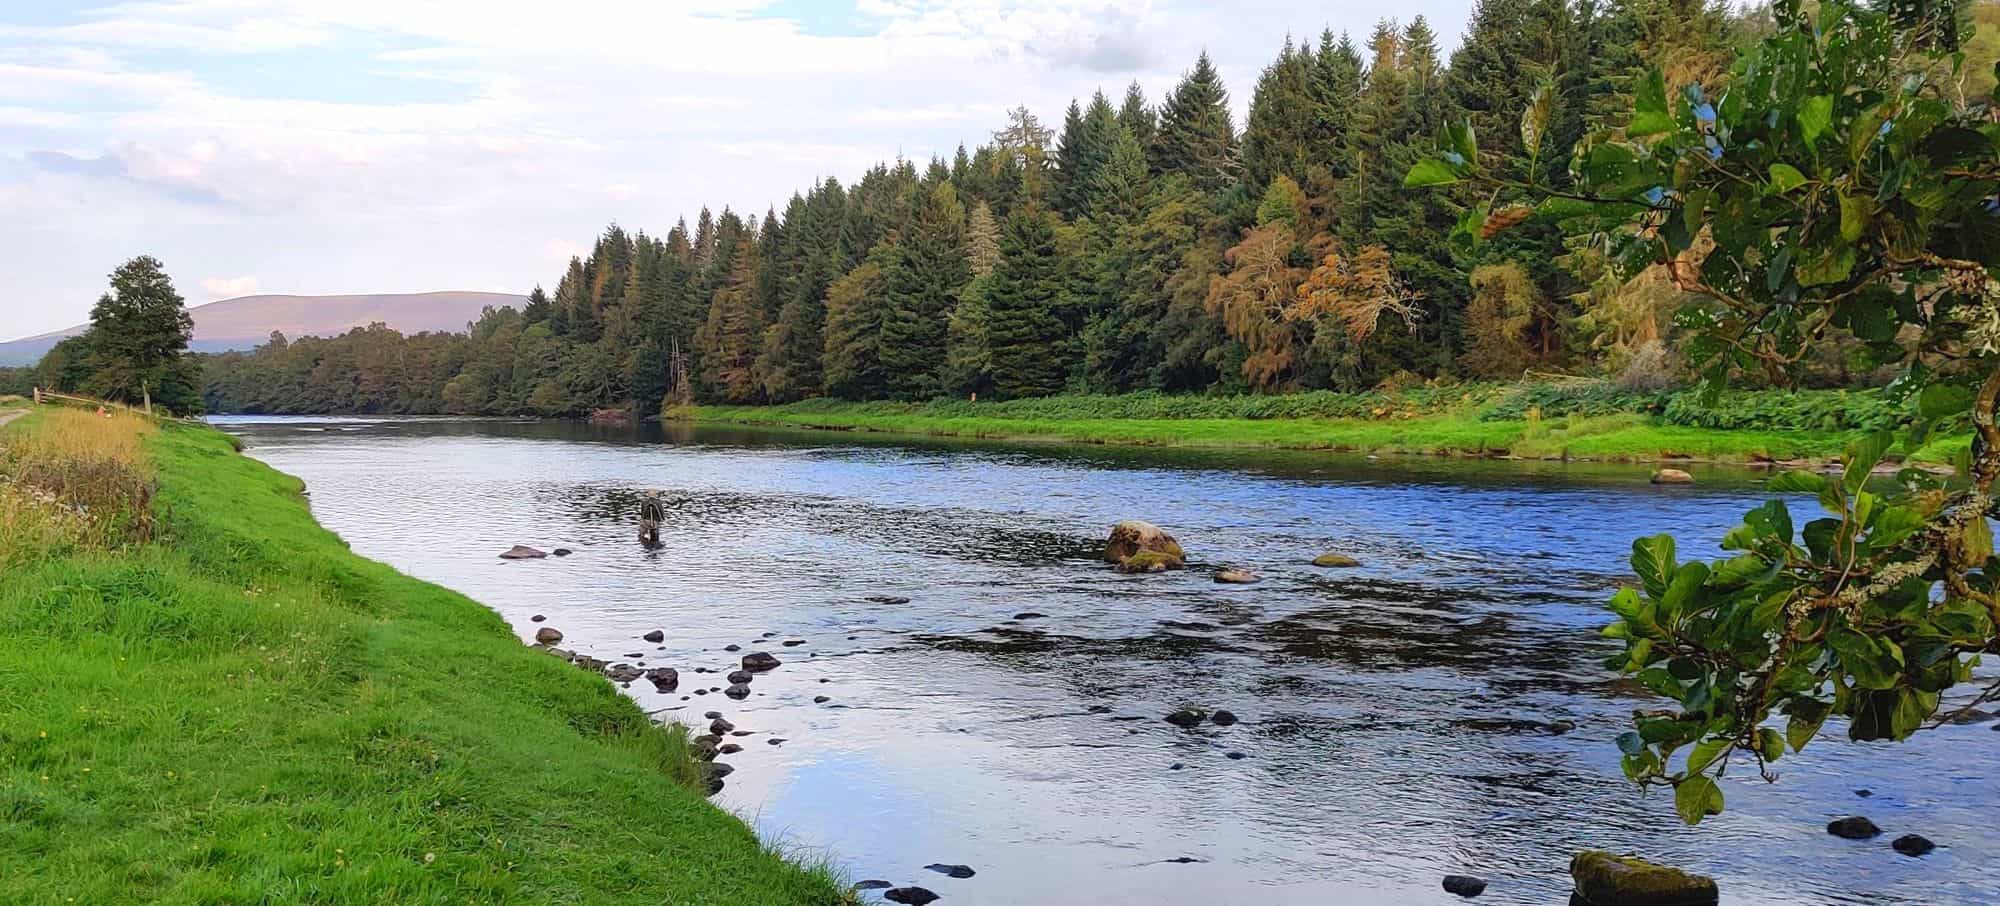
left=880, top=181, right=971, bottom=399
left=821, top=246, right=894, bottom=399
left=1153, top=52, right=1238, bottom=193
left=985, top=209, right=1071, bottom=398
left=1242, top=36, right=1319, bottom=190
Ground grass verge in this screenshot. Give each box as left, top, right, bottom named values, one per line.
left=0, top=408, right=845, bottom=905
left=680, top=401, right=1877, bottom=464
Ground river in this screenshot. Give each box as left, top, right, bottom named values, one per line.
left=211, top=415, right=1997, bottom=905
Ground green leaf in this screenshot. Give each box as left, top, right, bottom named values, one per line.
left=1616, top=731, right=1646, bottom=756
left=1757, top=727, right=1785, bottom=762
left=1767, top=471, right=1829, bottom=495
left=1829, top=628, right=1901, bottom=690
left=1447, top=121, right=1478, bottom=169
left=1796, top=245, right=1857, bottom=286
left=1674, top=774, right=1725, bottom=825
left=1843, top=431, right=1894, bottom=492
left=1918, top=383, right=1972, bottom=420
left=1961, top=516, right=1993, bottom=566
left=1630, top=69, right=1673, bottom=137
left=1685, top=737, right=1729, bottom=774
left=1786, top=700, right=1831, bottom=751
left=1631, top=534, right=1677, bottom=599
left=1768, top=162, right=1807, bottom=192
left=1660, top=561, right=1711, bottom=619
left=1838, top=192, right=1870, bottom=242
left=1745, top=499, right=1794, bottom=544
left=1403, top=159, right=1461, bottom=187
left=1867, top=504, right=1925, bottom=549
left=1798, top=95, right=1834, bottom=144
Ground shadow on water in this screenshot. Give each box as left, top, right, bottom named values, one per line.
left=208, top=415, right=2000, bottom=906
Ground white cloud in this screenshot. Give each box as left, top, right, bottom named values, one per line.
left=0, top=0, right=1477, bottom=340
left=200, top=274, right=259, bottom=297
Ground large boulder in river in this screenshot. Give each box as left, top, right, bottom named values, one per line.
left=1214, top=568, right=1259, bottom=584
left=1570, top=851, right=1717, bottom=905
left=741, top=652, right=782, bottom=673
left=500, top=545, right=548, bottom=559
left=1313, top=553, right=1360, bottom=568
left=533, top=627, right=564, bottom=645
left=1651, top=468, right=1695, bottom=485
left=1105, top=520, right=1185, bottom=571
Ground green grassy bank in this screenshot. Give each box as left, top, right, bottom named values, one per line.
left=0, top=409, right=843, bottom=905
left=675, top=383, right=1949, bottom=464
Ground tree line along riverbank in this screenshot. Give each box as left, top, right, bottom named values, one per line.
left=671, top=382, right=1970, bottom=466
left=0, top=407, right=843, bottom=904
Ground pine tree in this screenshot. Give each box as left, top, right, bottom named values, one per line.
left=1153, top=52, right=1238, bottom=193
left=985, top=209, right=1071, bottom=398
left=1308, top=31, right=1365, bottom=178
left=80, top=255, right=201, bottom=412
left=880, top=181, right=971, bottom=399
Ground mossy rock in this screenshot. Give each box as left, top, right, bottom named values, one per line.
left=1116, top=551, right=1183, bottom=574
left=1105, top=520, right=1185, bottom=564
left=1312, top=553, right=1360, bottom=568
left=1570, top=851, right=1717, bottom=906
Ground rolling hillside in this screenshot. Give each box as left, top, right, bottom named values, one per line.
left=0, top=291, right=524, bottom=365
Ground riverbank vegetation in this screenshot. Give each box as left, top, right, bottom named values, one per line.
left=186, top=1, right=2000, bottom=421
left=0, top=408, right=842, bottom=902
left=681, top=381, right=1941, bottom=463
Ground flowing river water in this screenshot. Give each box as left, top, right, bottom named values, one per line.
left=211, top=415, right=1998, bottom=905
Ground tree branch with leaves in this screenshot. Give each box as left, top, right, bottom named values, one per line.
left=1410, top=0, right=2000, bottom=824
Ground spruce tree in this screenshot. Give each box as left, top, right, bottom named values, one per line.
left=1242, top=36, right=1318, bottom=190
left=985, top=208, right=1070, bottom=398
left=1153, top=51, right=1238, bottom=193
left=1117, top=82, right=1156, bottom=155
left=880, top=181, right=971, bottom=399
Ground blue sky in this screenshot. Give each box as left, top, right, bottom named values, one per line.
left=0, top=0, right=1473, bottom=341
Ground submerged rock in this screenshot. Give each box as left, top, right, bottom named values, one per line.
left=533, top=627, right=564, bottom=645
left=552, top=548, right=573, bottom=556
left=1210, top=709, right=1239, bottom=727
left=1117, top=551, right=1182, bottom=574
left=884, top=888, right=939, bottom=905
left=813, top=695, right=831, bottom=704
left=1443, top=875, right=1487, bottom=898
left=1013, top=612, right=1046, bottom=620
left=1105, top=520, right=1186, bottom=571
left=853, top=880, right=893, bottom=891
left=1312, top=553, right=1360, bottom=568
left=1569, top=851, right=1717, bottom=906
left=1828, top=816, right=1882, bottom=840
left=499, top=545, right=547, bottom=559
left=726, top=669, right=754, bottom=684
left=866, top=595, right=912, bottom=605
left=530, top=614, right=546, bottom=622
left=643, top=629, right=665, bottom=643
left=723, top=644, right=741, bottom=652
left=724, top=684, right=751, bottom=700
left=717, top=743, right=742, bottom=755
left=605, top=664, right=643, bottom=683
left=1213, top=568, right=1259, bottom=584
left=645, top=667, right=679, bottom=691
left=709, top=718, right=736, bottom=735
left=782, top=639, right=806, bottom=647
left=1165, top=708, right=1207, bottom=728
left=741, top=652, right=782, bottom=672
left=1651, top=468, right=1695, bottom=485
left=1892, top=834, right=1936, bottom=857
left=924, top=863, right=976, bottom=879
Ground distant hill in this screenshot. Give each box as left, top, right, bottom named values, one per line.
left=0, top=291, right=524, bottom=366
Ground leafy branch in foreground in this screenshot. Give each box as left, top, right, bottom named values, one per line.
left=1412, top=0, right=2000, bottom=824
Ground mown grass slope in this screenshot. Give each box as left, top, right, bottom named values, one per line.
left=0, top=409, right=843, bottom=905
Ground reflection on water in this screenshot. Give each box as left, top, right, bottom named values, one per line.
left=211, top=415, right=1999, bottom=906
